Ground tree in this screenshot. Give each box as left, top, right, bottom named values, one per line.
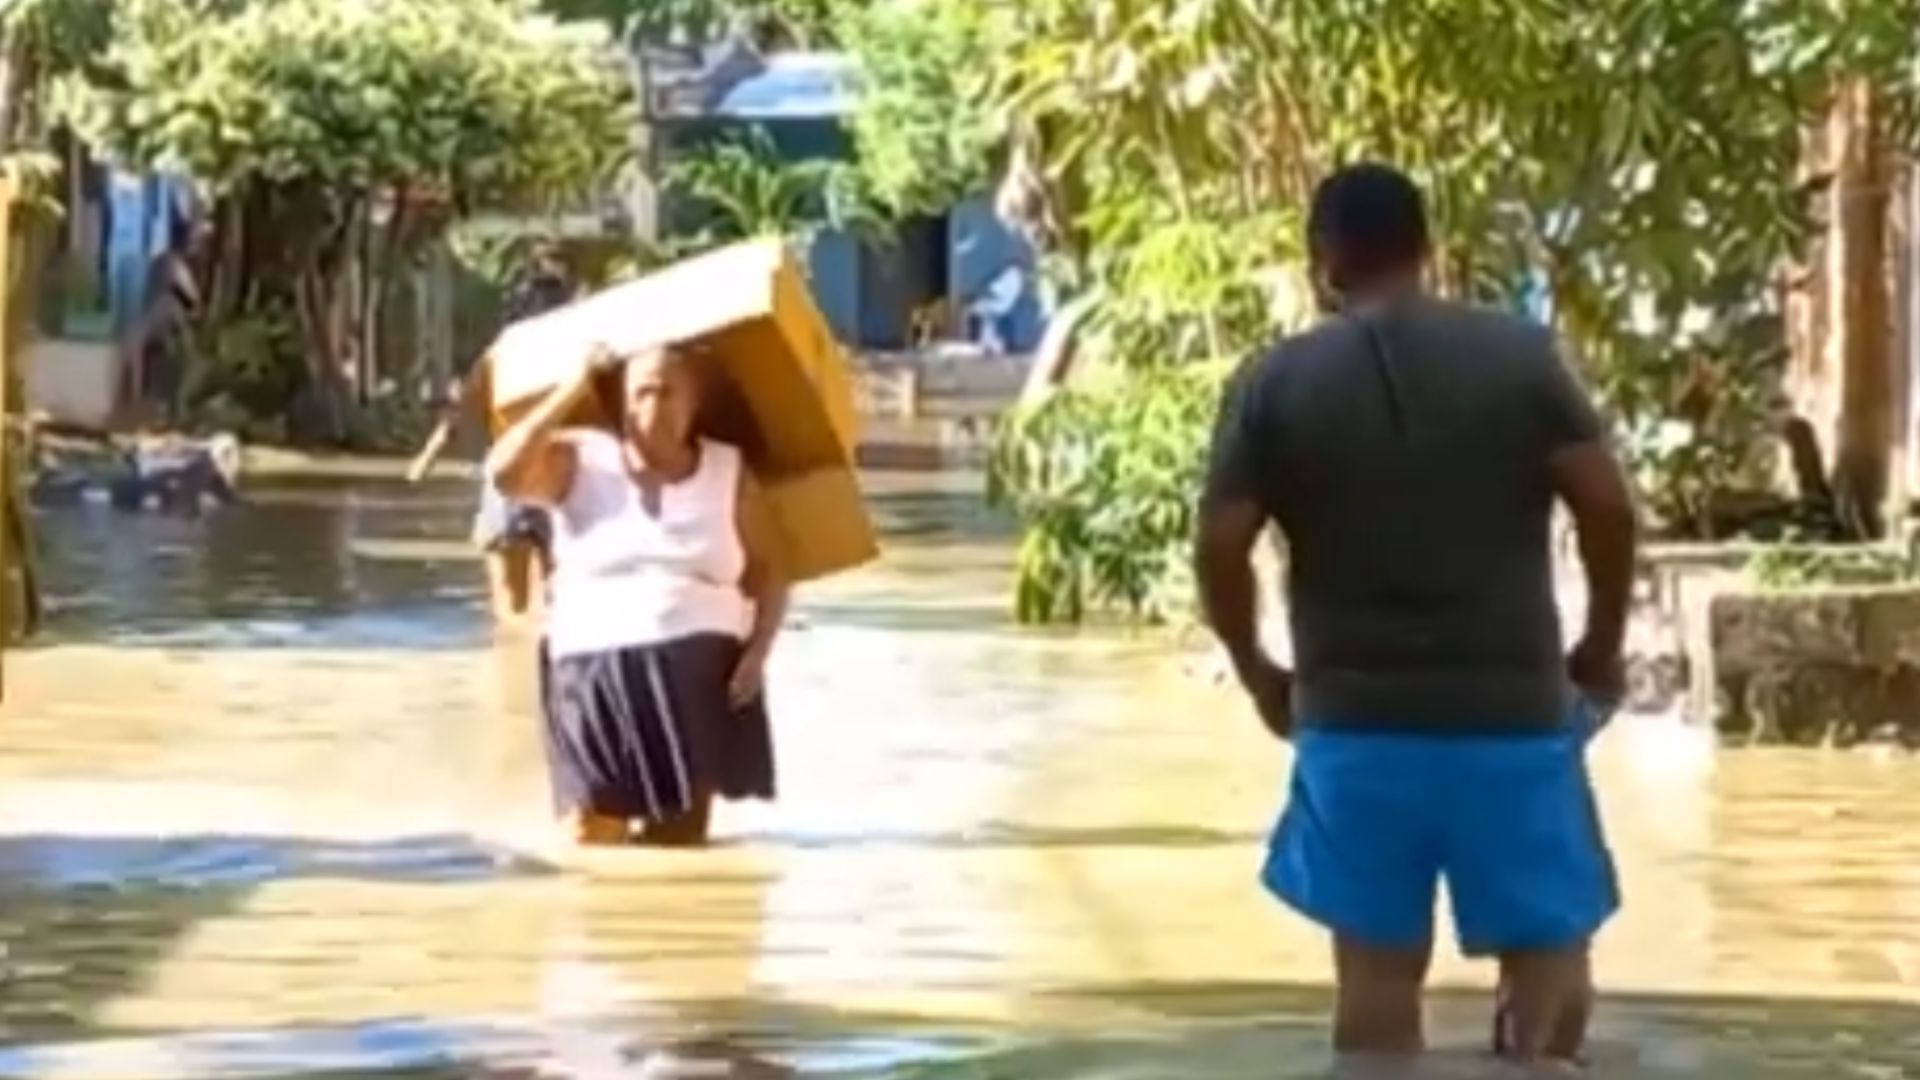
left=0, top=0, right=112, bottom=150
left=667, top=127, right=881, bottom=246
left=0, top=0, right=116, bottom=353
left=975, top=0, right=1920, bottom=621
left=541, top=0, right=850, bottom=49
left=835, top=0, right=1005, bottom=220
left=56, top=0, right=632, bottom=440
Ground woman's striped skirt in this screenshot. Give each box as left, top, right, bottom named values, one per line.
left=539, top=634, right=775, bottom=822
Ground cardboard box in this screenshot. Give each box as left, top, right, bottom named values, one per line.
left=488, top=238, right=878, bottom=583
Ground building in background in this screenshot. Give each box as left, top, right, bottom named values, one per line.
left=631, top=42, right=1048, bottom=355
left=15, top=141, right=198, bottom=429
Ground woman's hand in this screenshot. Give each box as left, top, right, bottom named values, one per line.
left=579, top=341, right=627, bottom=380
left=728, top=646, right=769, bottom=709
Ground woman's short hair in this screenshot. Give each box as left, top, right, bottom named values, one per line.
left=588, top=345, right=698, bottom=424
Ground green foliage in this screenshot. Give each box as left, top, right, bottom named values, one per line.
left=1748, top=544, right=1916, bottom=590
left=0, top=148, right=62, bottom=223
left=667, top=127, right=885, bottom=246
left=974, top=0, right=1920, bottom=622
left=542, top=0, right=849, bottom=48
left=837, top=0, right=1005, bottom=218
left=0, top=0, right=116, bottom=139
left=343, top=389, right=436, bottom=453
left=0, top=0, right=115, bottom=62
left=56, top=0, right=632, bottom=211
left=446, top=228, right=543, bottom=294
left=1085, top=205, right=1300, bottom=373
left=182, top=303, right=305, bottom=425
left=987, top=363, right=1227, bottom=624
left=1611, top=305, right=1791, bottom=538
left=46, top=0, right=633, bottom=441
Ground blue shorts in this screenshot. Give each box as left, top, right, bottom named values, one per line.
left=1263, top=708, right=1617, bottom=957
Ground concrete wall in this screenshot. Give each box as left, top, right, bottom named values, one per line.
left=653, top=117, right=1052, bottom=354
left=807, top=230, right=862, bottom=345
left=25, top=338, right=120, bottom=430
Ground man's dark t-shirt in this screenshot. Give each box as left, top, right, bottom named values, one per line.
left=1204, top=295, right=1605, bottom=734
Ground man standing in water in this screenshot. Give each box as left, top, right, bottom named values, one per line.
left=1194, top=164, right=1638, bottom=1066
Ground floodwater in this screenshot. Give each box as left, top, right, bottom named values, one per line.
left=0, top=468, right=1916, bottom=1079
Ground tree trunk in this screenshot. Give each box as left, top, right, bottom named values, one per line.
left=207, top=194, right=247, bottom=328
left=1894, top=160, right=1916, bottom=512
left=0, top=31, right=36, bottom=154
left=415, top=238, right=454, bottom=402
left=1829, top=78, right=1894, bottom=537
left=349, top=216, right=371, bottom=405
left=289, top=215, right=359, bottom=444
left=293, top=258, right=354, bottom=444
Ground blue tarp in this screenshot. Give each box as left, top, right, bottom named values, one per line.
left=106, top=171, right=193, bottom=333
left=711, top=54, right=856, bottom=119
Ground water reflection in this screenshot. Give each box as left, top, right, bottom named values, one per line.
left=0, top=833, right=548, bottom=889
left=31, top=477, right=484, bottom=649
left=0, top=472, right=1917, bottom=1077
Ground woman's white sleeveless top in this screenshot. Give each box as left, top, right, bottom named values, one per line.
left=544, top=432, right=750, bottom=657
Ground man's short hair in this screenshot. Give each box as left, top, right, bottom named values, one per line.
left=1307, top=163, right=1431, bottom=271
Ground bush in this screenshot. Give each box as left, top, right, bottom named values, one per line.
left=183, top=306, right=306, bottom=428
left=1747, top=544, right=1916, bottom=590
left=345, top=391, right=436, bottom=455
left=987, top=363, right=1227, bottom=624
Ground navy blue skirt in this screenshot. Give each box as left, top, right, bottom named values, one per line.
left=539, top=634, right=775, bottom=822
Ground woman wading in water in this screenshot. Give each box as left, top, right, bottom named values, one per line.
left=489, top=344, right=788, bottom=846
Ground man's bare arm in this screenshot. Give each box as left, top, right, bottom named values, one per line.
left=1195, top=495, right=1269, bottom=678
left=1549, top=442, right=1637, bottom=656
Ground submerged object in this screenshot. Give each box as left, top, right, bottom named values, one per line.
left=103, top=433, right=242, bottom=515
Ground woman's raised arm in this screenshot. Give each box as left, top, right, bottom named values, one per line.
left=486, top=346, right=608, bottom=505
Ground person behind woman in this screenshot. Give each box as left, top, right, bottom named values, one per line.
left=407, top=253, right=577, bottom=623
left=124, top=215, right=209, bottom=424
left=488, top=344, right=789, bottom=846
left=408, top=354, right=553, bottom=622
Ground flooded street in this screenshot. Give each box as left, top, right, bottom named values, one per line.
left=0, top=468, right=1916, bottom=1078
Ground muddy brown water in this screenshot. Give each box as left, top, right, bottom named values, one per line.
left=0, top=471, right=1915, bottom=1078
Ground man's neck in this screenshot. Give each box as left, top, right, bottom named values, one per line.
left=1343, top=272, right=1424, bottom=314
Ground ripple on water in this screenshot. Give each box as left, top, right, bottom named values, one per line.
left=0, top=833, right=553, bottom=890
left=8, top=474, right=1920, bottom=1079
left=1, top=1009, right=1918, bottom=1080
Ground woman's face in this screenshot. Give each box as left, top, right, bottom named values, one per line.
left=622, top=350, right=699, bottom=453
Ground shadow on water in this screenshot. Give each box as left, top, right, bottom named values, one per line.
left=921, top=983, right=1920, bottom=1079
left=0, top=833, right=554, bottom=889
left=1, top=979, right=1916, bottom=1078
left=0, top=832, right=551, bottom=1048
